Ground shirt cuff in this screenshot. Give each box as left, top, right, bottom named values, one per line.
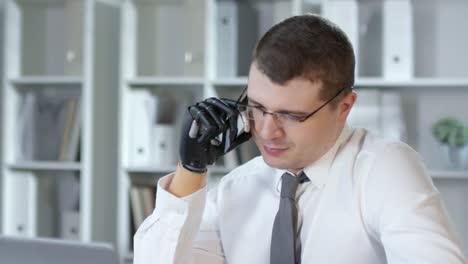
left=154, top=173, right=208, bottom=225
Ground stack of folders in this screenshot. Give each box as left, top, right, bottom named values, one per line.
left=130, top=185, right=156, bottom=231
left=129, top=90, right=179, bottom=168
left=348, top=89, right=406, bottom=141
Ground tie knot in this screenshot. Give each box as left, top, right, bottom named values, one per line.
left=280, top=173, right=298, bottom=199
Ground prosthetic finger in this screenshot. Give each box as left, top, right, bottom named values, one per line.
left=206, top=98, right=239, bottom=143
left=189, top=105, right=221, bottom=143
left=206, top=98, right=236, bottom=118
left=198, top=101, right=225, bottom=132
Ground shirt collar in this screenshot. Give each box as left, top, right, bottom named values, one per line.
left=274, top=124, right=354, bottom=191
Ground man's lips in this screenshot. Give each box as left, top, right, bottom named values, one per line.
left=263, top=145, right=288, bottom=157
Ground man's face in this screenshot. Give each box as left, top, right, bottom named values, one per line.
left=247, top=64, right=352, bottom=173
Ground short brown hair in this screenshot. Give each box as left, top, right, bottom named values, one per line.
left=253, top=14, right=355, bottom=106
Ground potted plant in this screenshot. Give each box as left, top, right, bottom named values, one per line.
left=432, top=118, right=468, bottom=169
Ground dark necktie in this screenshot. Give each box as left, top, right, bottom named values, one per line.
left=270, top=171, right=309, bottom=264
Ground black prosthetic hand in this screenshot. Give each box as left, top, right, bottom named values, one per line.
left=180, top=97, right=251, bottom=173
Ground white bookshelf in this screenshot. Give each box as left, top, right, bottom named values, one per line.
left=8, top=161, right=82, bottom=171
left=356, top=77, right=468, bottom=88
left=1, top=0, right=119, bottom=248
left=431, top=170, right=468, bottom=180
left=10, top=76, right=83, bottom=86
left=118, top=0, right=468, bottom=261
left=0, top=0, right=5, bottom=233
left=127, top=77, right=206, bottom=87
left=125, top=165, right=233, bottom=175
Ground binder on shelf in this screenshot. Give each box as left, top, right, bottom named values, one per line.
left=55, top=170, right=80, bottom=241
left=140, top=186, right=156, bottom=218
left=129, top=185, right=156, bottom=230
left=64, top=0, right=83, bottom=75
left=58, top=98, right=77, bottom=161
left=237, top=4, right=258, bottom=76
left=58, top=97, right=81, bottom=162
left=151, top=93, right=177, bottom=167
left=32, top=91, right=73, bottom=161
left=380, top=91, right=406, bottom=141
left=323, top=0, right=359, bottom=76
left=217, top=0, right=238, bottom=77
left=19, top=91, right=81, bottom=161
left=18, top=93, right=37, bottom=161
left=130, top=186, right=144, bottom=230
left=129, top=90, right=156, bottom=166
left=182, top=0, right=204, bottom=76
left=66, top=99, right=82, bottom=162
left=382, top=0, right=414, bottom=80
left=154, top=4, right=185, bottom=75
left=348, top=89, right=406, bottom=140
left=151, top=125, right=176, bottom=167
left=347, top=89, right=381, bottom=135
left=61, top=210, right=80, bottom=240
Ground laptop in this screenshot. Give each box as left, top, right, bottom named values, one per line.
left=0, top=235, right=118, bottom=264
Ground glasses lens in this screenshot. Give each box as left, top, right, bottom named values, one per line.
left=245, top=106, right=259, bottom=120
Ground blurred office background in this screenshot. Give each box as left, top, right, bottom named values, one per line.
left=0, top=0, right=467, bottom=263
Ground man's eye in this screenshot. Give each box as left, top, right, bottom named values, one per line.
left=281, top=113, right=303, bottom=121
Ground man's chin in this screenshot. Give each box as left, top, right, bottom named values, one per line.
left=261, top=155, right=291, bottom=170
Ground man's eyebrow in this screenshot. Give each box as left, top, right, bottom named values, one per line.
left=247, top=97, right=310, bottom=116
left=247, top=97, right=262, bottom=106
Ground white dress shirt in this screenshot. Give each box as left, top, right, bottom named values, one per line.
left=134, top=125, right=466, bottom=264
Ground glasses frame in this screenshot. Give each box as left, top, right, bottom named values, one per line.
left=234, top=85, right=352, bottom=124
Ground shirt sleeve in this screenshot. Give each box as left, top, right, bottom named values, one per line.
left=362, top=142, right=466, bottom=263
left=133, top=173, right=225, bottom=264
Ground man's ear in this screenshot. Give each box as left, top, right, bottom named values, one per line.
left=339, top=91, right=357, bottom=122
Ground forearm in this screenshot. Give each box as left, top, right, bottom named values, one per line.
left=168, top=163, right=208, bottom=197
left=134, top=174, right=223, bottom=264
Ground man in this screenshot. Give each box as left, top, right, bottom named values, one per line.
left=134, top=15, right=465, bottom=263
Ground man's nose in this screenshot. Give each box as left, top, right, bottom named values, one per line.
left=256, top=114, right=284, bottom=140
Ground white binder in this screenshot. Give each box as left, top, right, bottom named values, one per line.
left=383, top=0, right=414, bottom=79
left=151, top=124, right=176, bottom=167
left=380, top=91, right=406, bottom=141
left=217, top=1, right=238, bottom=77
left=129, top=90, right=157, bottom=166
left=347, top=89, right=381, bottom=135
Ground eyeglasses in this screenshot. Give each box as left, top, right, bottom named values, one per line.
left=234, top=85, right=350, bottom=128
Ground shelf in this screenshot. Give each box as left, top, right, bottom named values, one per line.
left=96, top=0, right=120, bottom=7
left=430, top=170, right=468, bottom=179
left=7, top=161, right=82, bottom=172
left=127, top=77, right=205, bottom=87
left=10, top=76, right=83, bottom=86
left=18, top=0, right=69, bottom=4
left=211, top=77, right=249, bottom=86
left=355, top=78, right=468, bottom=88
left=125, top=165, right=234, bottom=175
left=125, top=165, right=176, bottom=174
left=125, top=166, right=467, bottom=179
